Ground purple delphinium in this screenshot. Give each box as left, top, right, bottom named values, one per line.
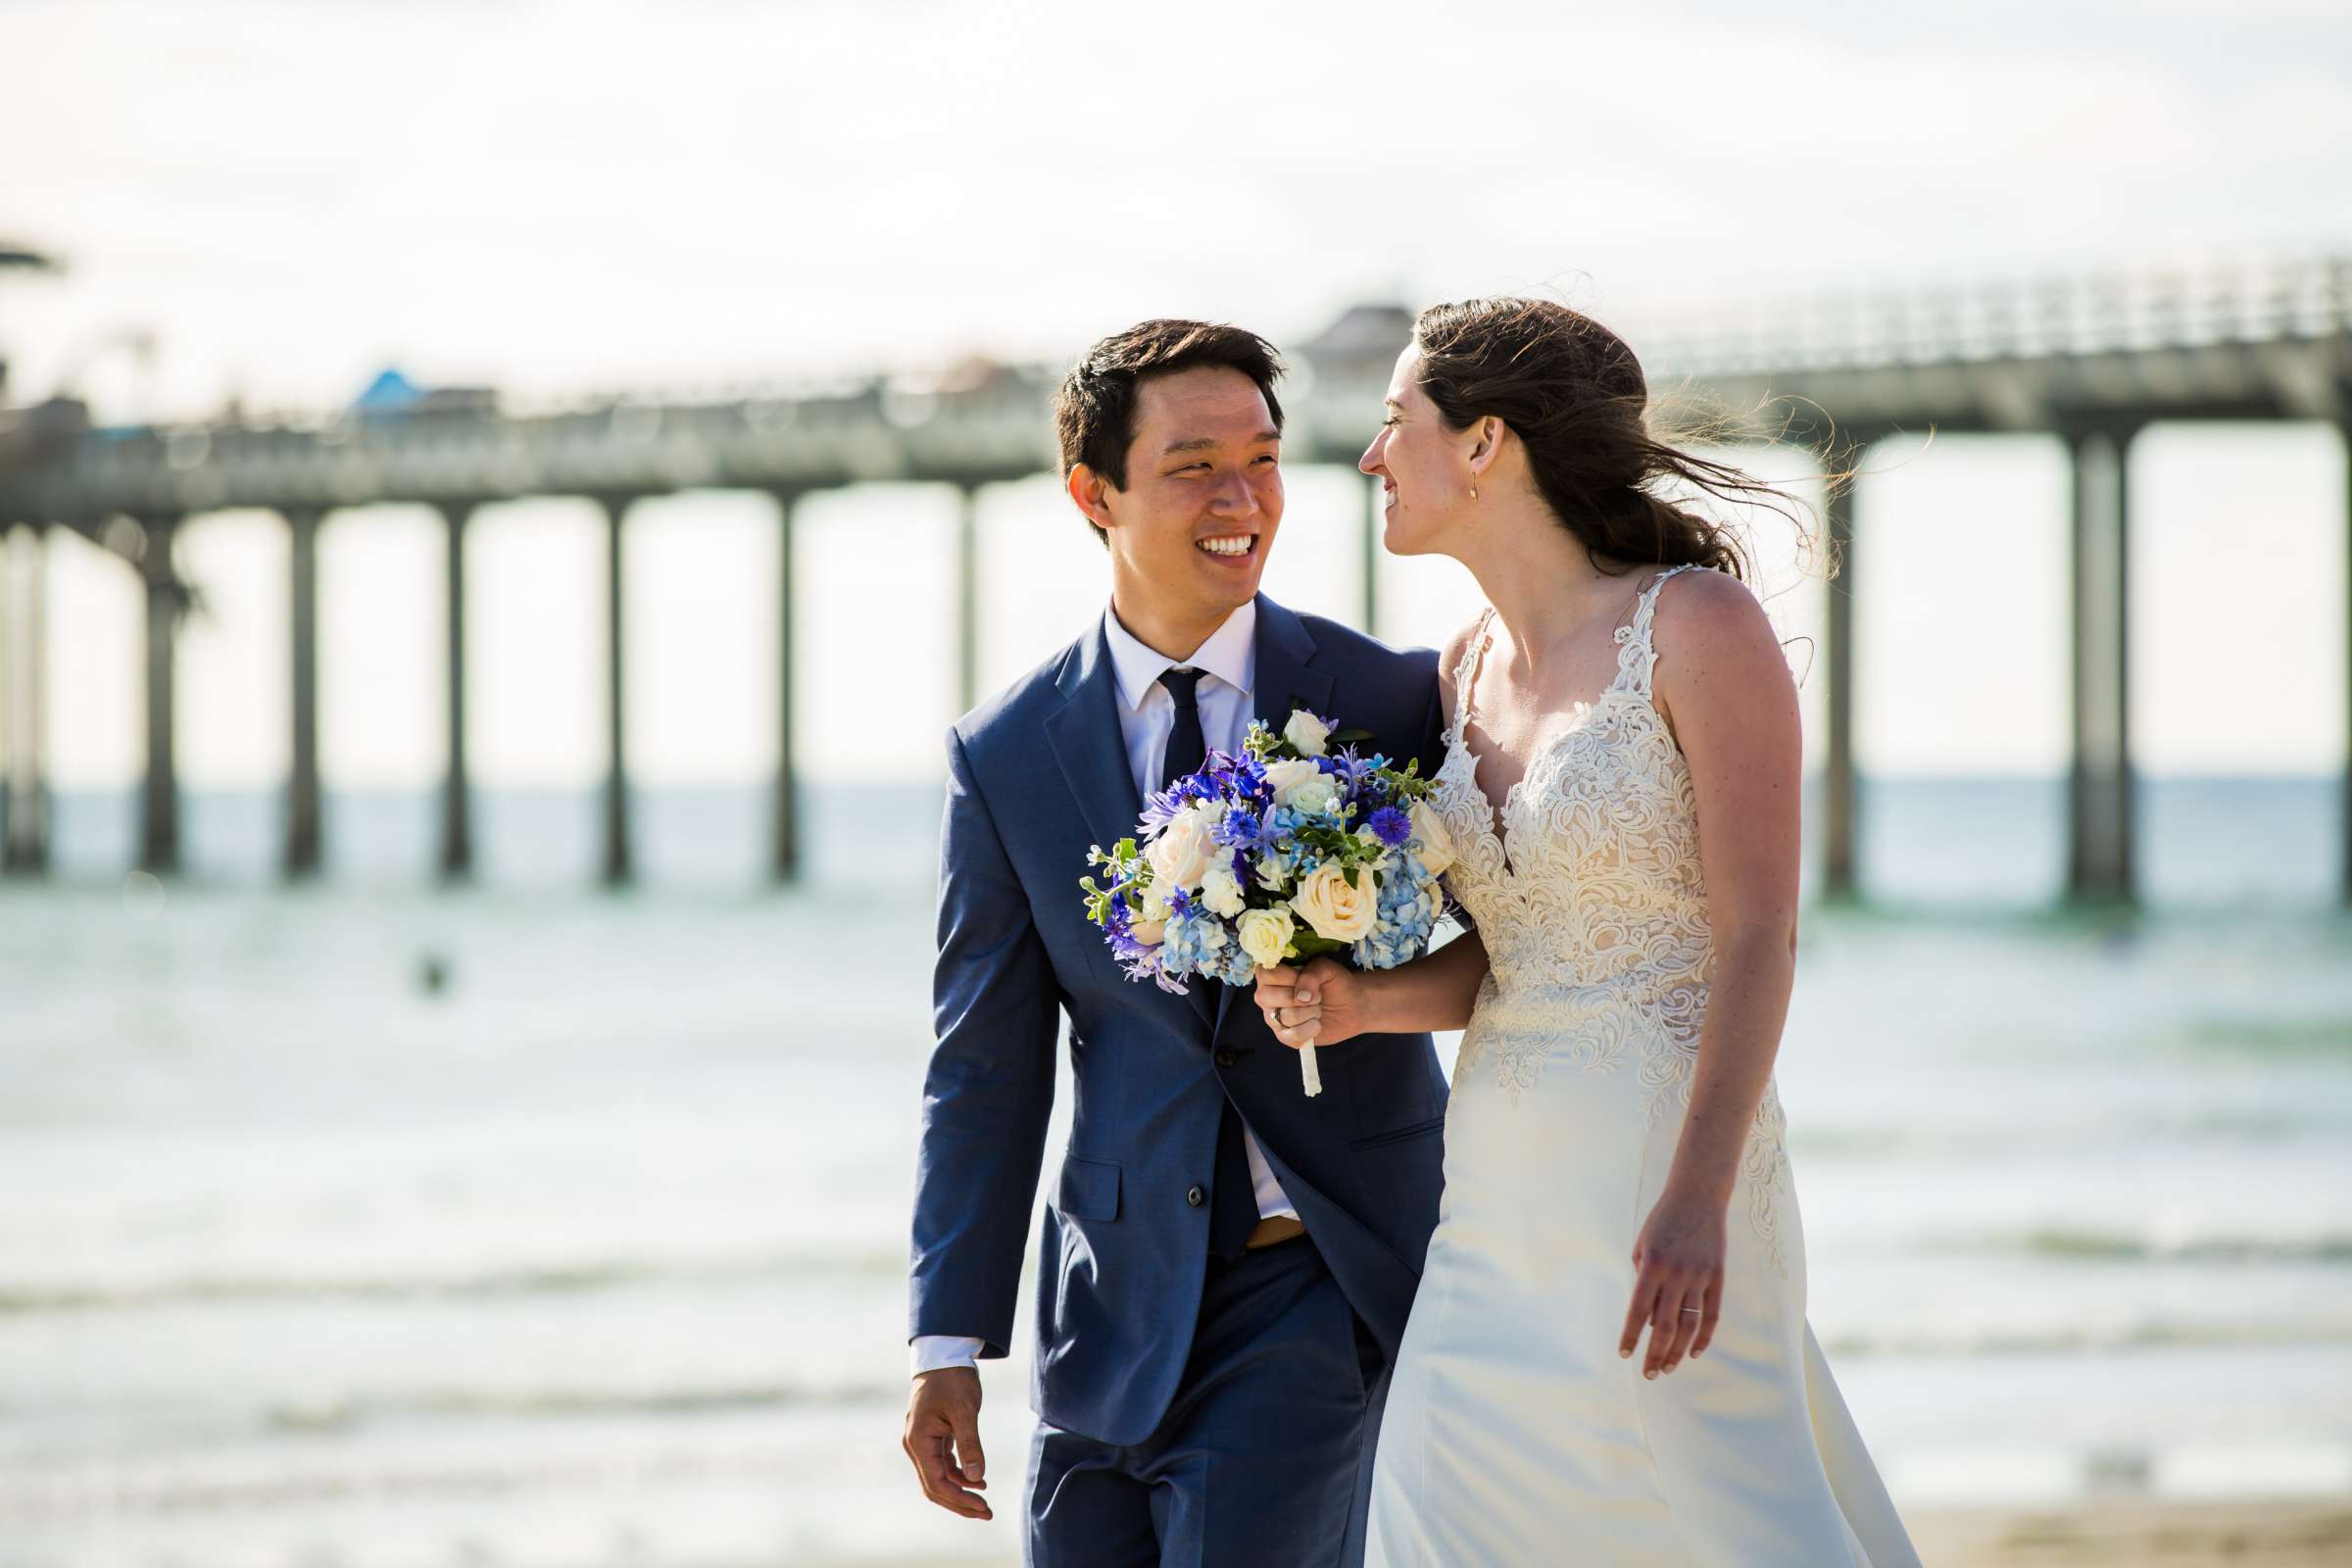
left=1213, top=807, right=1282, bottom=856
left=1325, top=747, right=1390, bottom=801
left=1141, top=749, right=1252, bottom=837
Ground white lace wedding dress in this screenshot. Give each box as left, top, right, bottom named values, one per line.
left=1365, top=565, right=1919, bottom=1566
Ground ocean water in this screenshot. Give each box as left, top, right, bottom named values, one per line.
left=1, top=779, right=2348, bottom=1566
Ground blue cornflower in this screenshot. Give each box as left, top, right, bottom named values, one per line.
left=1365, top=806, right=1411, bottom=847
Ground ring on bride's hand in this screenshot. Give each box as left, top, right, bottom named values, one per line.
left=1679, top=1307, right=1702, bottom=1315
left=1273, top=1005, right=1288, bottom=1029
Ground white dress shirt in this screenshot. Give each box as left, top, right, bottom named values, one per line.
left=910, top=600, right=1298, bottom=1377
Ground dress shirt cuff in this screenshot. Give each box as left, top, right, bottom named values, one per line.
left=909, top=1335, right=986, bottom=1376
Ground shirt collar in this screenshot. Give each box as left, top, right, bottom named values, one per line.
left=1102, top=598, right=1257, bottom=714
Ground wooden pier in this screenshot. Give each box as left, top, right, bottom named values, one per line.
left=0, top=257, right=2345, bottom=901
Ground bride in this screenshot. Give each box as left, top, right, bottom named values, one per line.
left=1253, top=298, right=1920, bottom=1565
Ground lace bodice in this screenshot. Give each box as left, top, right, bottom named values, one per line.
left=1436, top=564, right=1712, bottom=1012
left=1431, top=564, right=1790, bottom=1267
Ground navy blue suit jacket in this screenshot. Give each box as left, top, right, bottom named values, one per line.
left=908, top=593, right=1451, bottom=1447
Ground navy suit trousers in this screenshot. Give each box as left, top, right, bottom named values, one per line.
left=1024, top=1237, right=1389, bottom=1568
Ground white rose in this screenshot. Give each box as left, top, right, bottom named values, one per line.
left=1146, top=804, right=1219, bottom=890
left=1409, top=799, right=1457, bottom=877
left=1128, top=883, right=1172, bottom=947
left=1290, top=860, right=1380, bottom=944
left=1282, top=709, right=1332, bottom=757
left=1288, top=777, right=1340, bottom=817
left=1237, top=906, right=1296, bottom=968
left=1262, top=758, right=1322, bottom=807
left=1200, top=852, right=1247, bottom=917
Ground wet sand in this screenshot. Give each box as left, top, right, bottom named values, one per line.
left=820, top=1496, right=2352, bottom=1566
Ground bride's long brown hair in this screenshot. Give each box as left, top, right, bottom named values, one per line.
left=1411, top=297, right=1823, bottom=583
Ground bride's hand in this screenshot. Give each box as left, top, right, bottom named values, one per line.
left=1619, top=1183, right=1727, bottom=1379
left=1251, top=957, right=1370, bottom=1050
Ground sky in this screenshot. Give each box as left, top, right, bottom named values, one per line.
left=1, top=0, right=2347, bottom=792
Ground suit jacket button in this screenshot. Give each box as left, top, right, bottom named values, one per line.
left=1185, top=1185, right=1205, bottom=1207
left=1215, top=1049, right=1239, bottom=1069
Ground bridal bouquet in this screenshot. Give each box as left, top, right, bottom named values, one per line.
left=1079, top=708, right=1456, bottom=1097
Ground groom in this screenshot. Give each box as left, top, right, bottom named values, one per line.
left=902, top=319, right=1450, bottom=1566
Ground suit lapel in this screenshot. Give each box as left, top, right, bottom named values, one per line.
left=1214, top=597, right=1334, bottom=1042
left=1044, top=619, right=1145, bottom=864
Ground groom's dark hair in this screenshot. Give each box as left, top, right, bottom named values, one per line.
left=1055, top=319, right=1286, bottom=534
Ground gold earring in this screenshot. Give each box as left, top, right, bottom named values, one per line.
left=1469, top=483, right=1479, bottom=500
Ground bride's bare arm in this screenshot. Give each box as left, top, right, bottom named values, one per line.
left=1618, top=568, right=1803, bottom=1378
left=1252, top=614, right=1492, bottom=1048
left=1254, top=927, right=1489, bottom=1048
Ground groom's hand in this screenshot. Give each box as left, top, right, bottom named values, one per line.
left=903, top=1366, right=991, bottom=1520
left=1253, top=957, right=1368, bottom=1049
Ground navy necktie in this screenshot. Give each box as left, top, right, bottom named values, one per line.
left=1158, top=666, right=1259, bottom=1262
left=1157, top=667, right=1207, bottom=790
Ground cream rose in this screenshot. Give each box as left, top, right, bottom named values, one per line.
left=1282, top=709, right=1333, bottom=757
left=1146, top=804, right=1219, bottom=890
left=1237, top=906, right=1296, bottom=968
left=1290, top=860, right=1380, bottom=944
left=1409, top=798, right=1457, bottom=877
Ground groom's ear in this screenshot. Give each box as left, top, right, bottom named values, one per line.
left=1068, top=463, right=1118, bottom=534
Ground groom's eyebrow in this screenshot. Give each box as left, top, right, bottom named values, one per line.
left=1162, top=429, right=1282, bottom=455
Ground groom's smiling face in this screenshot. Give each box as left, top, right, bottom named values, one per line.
left=1079, top=365, right=1284, bottom=632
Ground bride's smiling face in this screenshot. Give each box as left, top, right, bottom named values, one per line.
left=1359, top=345, right=1478, bottom=558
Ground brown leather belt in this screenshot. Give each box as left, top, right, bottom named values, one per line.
left=1245, top=1214, right=1307, bottom=1250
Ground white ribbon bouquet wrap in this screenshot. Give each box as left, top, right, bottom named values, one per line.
left=1081, top=707, right=1457, bottom=1096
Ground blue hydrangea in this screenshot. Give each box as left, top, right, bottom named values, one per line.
left=1208, top=942, right=1257, bottom=988
left=1159, top=906, right=1232, bottom=982
left=1352, top=857, right=1441, bottom=970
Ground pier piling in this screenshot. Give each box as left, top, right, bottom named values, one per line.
left=437, top=502, right=474, bottom=882
left=2066, top=427, right=2138, bottom=904
left=1821, top=467, right=1860, bottom=902
left=284, top=507, right=323, bottom=879
left=138, top=514, right=181, bottom=875
left=600, top=495, right=634, bottom=888
left=772, top=490, right=801, bottom=883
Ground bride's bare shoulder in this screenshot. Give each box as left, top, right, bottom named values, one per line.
left=1651, top=564, right=1770, bottom=639
left=1650, top=567, right=1788, bottom=700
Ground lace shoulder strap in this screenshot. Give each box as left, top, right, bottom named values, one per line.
left=1612, top=563, right=1707, bottom=695
left=1445, top=607, right=1495, bottom=745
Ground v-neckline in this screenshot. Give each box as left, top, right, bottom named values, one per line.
left=1449, top=609, right=1633, bottom=880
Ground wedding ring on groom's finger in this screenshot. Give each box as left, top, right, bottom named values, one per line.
left=1273, top=1005, right=1288, bottom=1029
